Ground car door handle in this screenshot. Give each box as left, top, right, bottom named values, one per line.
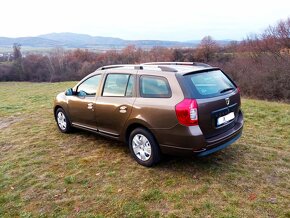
left=119, top=106, right=127, bottom=113
left=88, top=103, right=94, bottom=110
left=120, top=106, right=127, bottom=110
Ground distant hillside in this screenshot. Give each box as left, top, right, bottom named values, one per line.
left=38, top=33, right=126, bottom=47
left=37, top=33, right=198, bottom=48
left=0, top=32, right=232, bottom=50
left=186, top=39, right=233, bottom=46
left=0, top=37, right=63, bottom=48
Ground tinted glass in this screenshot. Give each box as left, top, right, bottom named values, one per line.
left=140, top=76, right=171, bottom=98
left=77, top=75, right=101, bottom=96
left=103, top=74, right=130, bottom=97
left=185, top=70, right=236, bottom=98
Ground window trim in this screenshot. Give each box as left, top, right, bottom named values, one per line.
left=101, top=73, right=134, bottom=97
left=139, top=75, right=172, bottom=98
left=76, top=74, right=101, bottom=97
left=125, top=75, right=134, bottom=97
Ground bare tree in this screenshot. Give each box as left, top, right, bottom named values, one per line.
left=13, top=43, right=22, bottom=60
left=195, top=36, right=219, bottom=62
left=12, top=43, right=25, bottom=80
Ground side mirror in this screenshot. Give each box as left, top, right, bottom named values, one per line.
left=65, top=88, right=74, bottom=96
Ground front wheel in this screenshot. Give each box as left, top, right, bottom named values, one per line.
left=55, top=108, right=72, bottom=133
left=129, top=128, right=161, bottom=167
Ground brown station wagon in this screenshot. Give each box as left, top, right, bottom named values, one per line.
left=54, top=62, right=243, bottom=167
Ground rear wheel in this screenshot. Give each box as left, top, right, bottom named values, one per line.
left=129, top=128, right=161, bottom=167
left=55, top=108, right=72, bottom=133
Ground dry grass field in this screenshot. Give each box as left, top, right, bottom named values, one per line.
left=0, top=82, right=289, bottom=217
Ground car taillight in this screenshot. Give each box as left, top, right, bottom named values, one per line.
left=175, top=99, right=198, bottom=126
left=237, top=87, right=240, bottom=93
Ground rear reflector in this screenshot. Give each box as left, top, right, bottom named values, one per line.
left=175, top=99, right=198, bottom=126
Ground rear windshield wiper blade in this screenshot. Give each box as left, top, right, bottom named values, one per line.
left=220, top=87, right=235, bottom=93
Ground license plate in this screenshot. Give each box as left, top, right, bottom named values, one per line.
left=217, top=112, right=235, bottom=126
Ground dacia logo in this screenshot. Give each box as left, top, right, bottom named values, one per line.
left=225, top=98, right=230, bottom=106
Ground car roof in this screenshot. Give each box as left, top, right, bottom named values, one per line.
left=96, top=62, right=219, bottom=76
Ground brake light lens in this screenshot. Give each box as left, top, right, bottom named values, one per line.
left=175, top=99, right=198, bottom=126
left=237, top=87, right=240, bottom=93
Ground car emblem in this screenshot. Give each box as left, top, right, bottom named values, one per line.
left=225, top=98, right=230, bottom=106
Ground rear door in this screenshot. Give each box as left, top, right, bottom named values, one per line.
left=95, top=73, right=135, bottom=136
left=184, top=69, right=240, bottom=138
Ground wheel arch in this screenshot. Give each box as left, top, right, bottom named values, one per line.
left=54, top=105, right=63, bottom=121
left=124, top=123, right=159, bottom=147
left=54, top=105, right=71, bottom=124
left=54, top=105, right=62, bottom=115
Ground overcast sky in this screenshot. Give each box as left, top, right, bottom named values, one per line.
left=1, top=0, right=289, bottom=41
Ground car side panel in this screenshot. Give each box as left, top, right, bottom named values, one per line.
left=121, top=72, right=184, bottom=142
left=54, top=92, right=70, bottom=117
left=67, top=96, right=97, bottom=128
left=95, top=96, right=135, bottom=136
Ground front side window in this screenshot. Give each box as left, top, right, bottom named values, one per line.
left=103, top=74, right=133, bottom=97
left=77, top=75, right=101, bottom=96
left=140, top=76, right=171, bottom=98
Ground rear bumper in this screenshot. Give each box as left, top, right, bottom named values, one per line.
left=156, top=110, right=243, bottom=156
left=196, top=130, right=242, bottom=157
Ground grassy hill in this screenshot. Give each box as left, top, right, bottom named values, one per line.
left=0, top=82, right=289, bottom=217
left=0, top=33, right=198, bottom=51
left=0, top=32, right=231, bottom=51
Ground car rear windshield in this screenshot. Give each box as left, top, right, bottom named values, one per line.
left=184, top=70, right=236, bottom=98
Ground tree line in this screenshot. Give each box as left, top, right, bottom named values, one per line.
left=0, top=18, right=289, bottom=101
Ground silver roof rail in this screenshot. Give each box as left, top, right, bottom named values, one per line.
left=142, top=62, right=211, bottom=67
left=97, top=64, right=145, bottom=71
left=97, top=64, right=133, bottom=70
left=157, top=66, right=177, bottom=72
left=97, top=62, right=210, bottom=73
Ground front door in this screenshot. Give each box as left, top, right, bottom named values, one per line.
left=68, top=74, right=101, bottom=129
left=95, top=73, right=135, bottom=136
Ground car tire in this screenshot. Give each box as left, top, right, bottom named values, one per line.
left=129, top=128, right=161, bottom=167
left=55, top=108, right=72, bottom=133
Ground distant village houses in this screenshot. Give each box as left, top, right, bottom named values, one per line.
left=0, top=53, right=13, bottom=62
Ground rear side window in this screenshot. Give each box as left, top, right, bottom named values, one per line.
left=103, top=74, right=134, bottom=97
left=185, top=70, right=236, bottom=98
left=140, top=76, right=171, bottom=98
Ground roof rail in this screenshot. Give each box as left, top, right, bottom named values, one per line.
left=134, top=66, right=143, bottom=70
left=97, top=64, right=144, bottom=71
left=142, top=62, right=211, bottom=67
left=97, top=62, right=211, bottom=73
left=157, top=66, right=177, bottom=72
left=97, top=64, right=132, bottom=70
left=98, top=65, right=124, bottom=70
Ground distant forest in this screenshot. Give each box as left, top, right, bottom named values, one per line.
left=0, top=18, right=289, bottom=101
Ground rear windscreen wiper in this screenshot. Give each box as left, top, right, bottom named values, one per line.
left=220, top=87, right=235, bottom=93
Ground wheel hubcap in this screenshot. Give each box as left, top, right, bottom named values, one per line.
left=132, top=134, right=152, bottom=161
left=57, top=112, right=67, bottom=130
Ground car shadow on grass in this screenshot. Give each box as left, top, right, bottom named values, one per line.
left=160, top=147, right=240, bottom=172
left=71, top=128, right=243, bottom=176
